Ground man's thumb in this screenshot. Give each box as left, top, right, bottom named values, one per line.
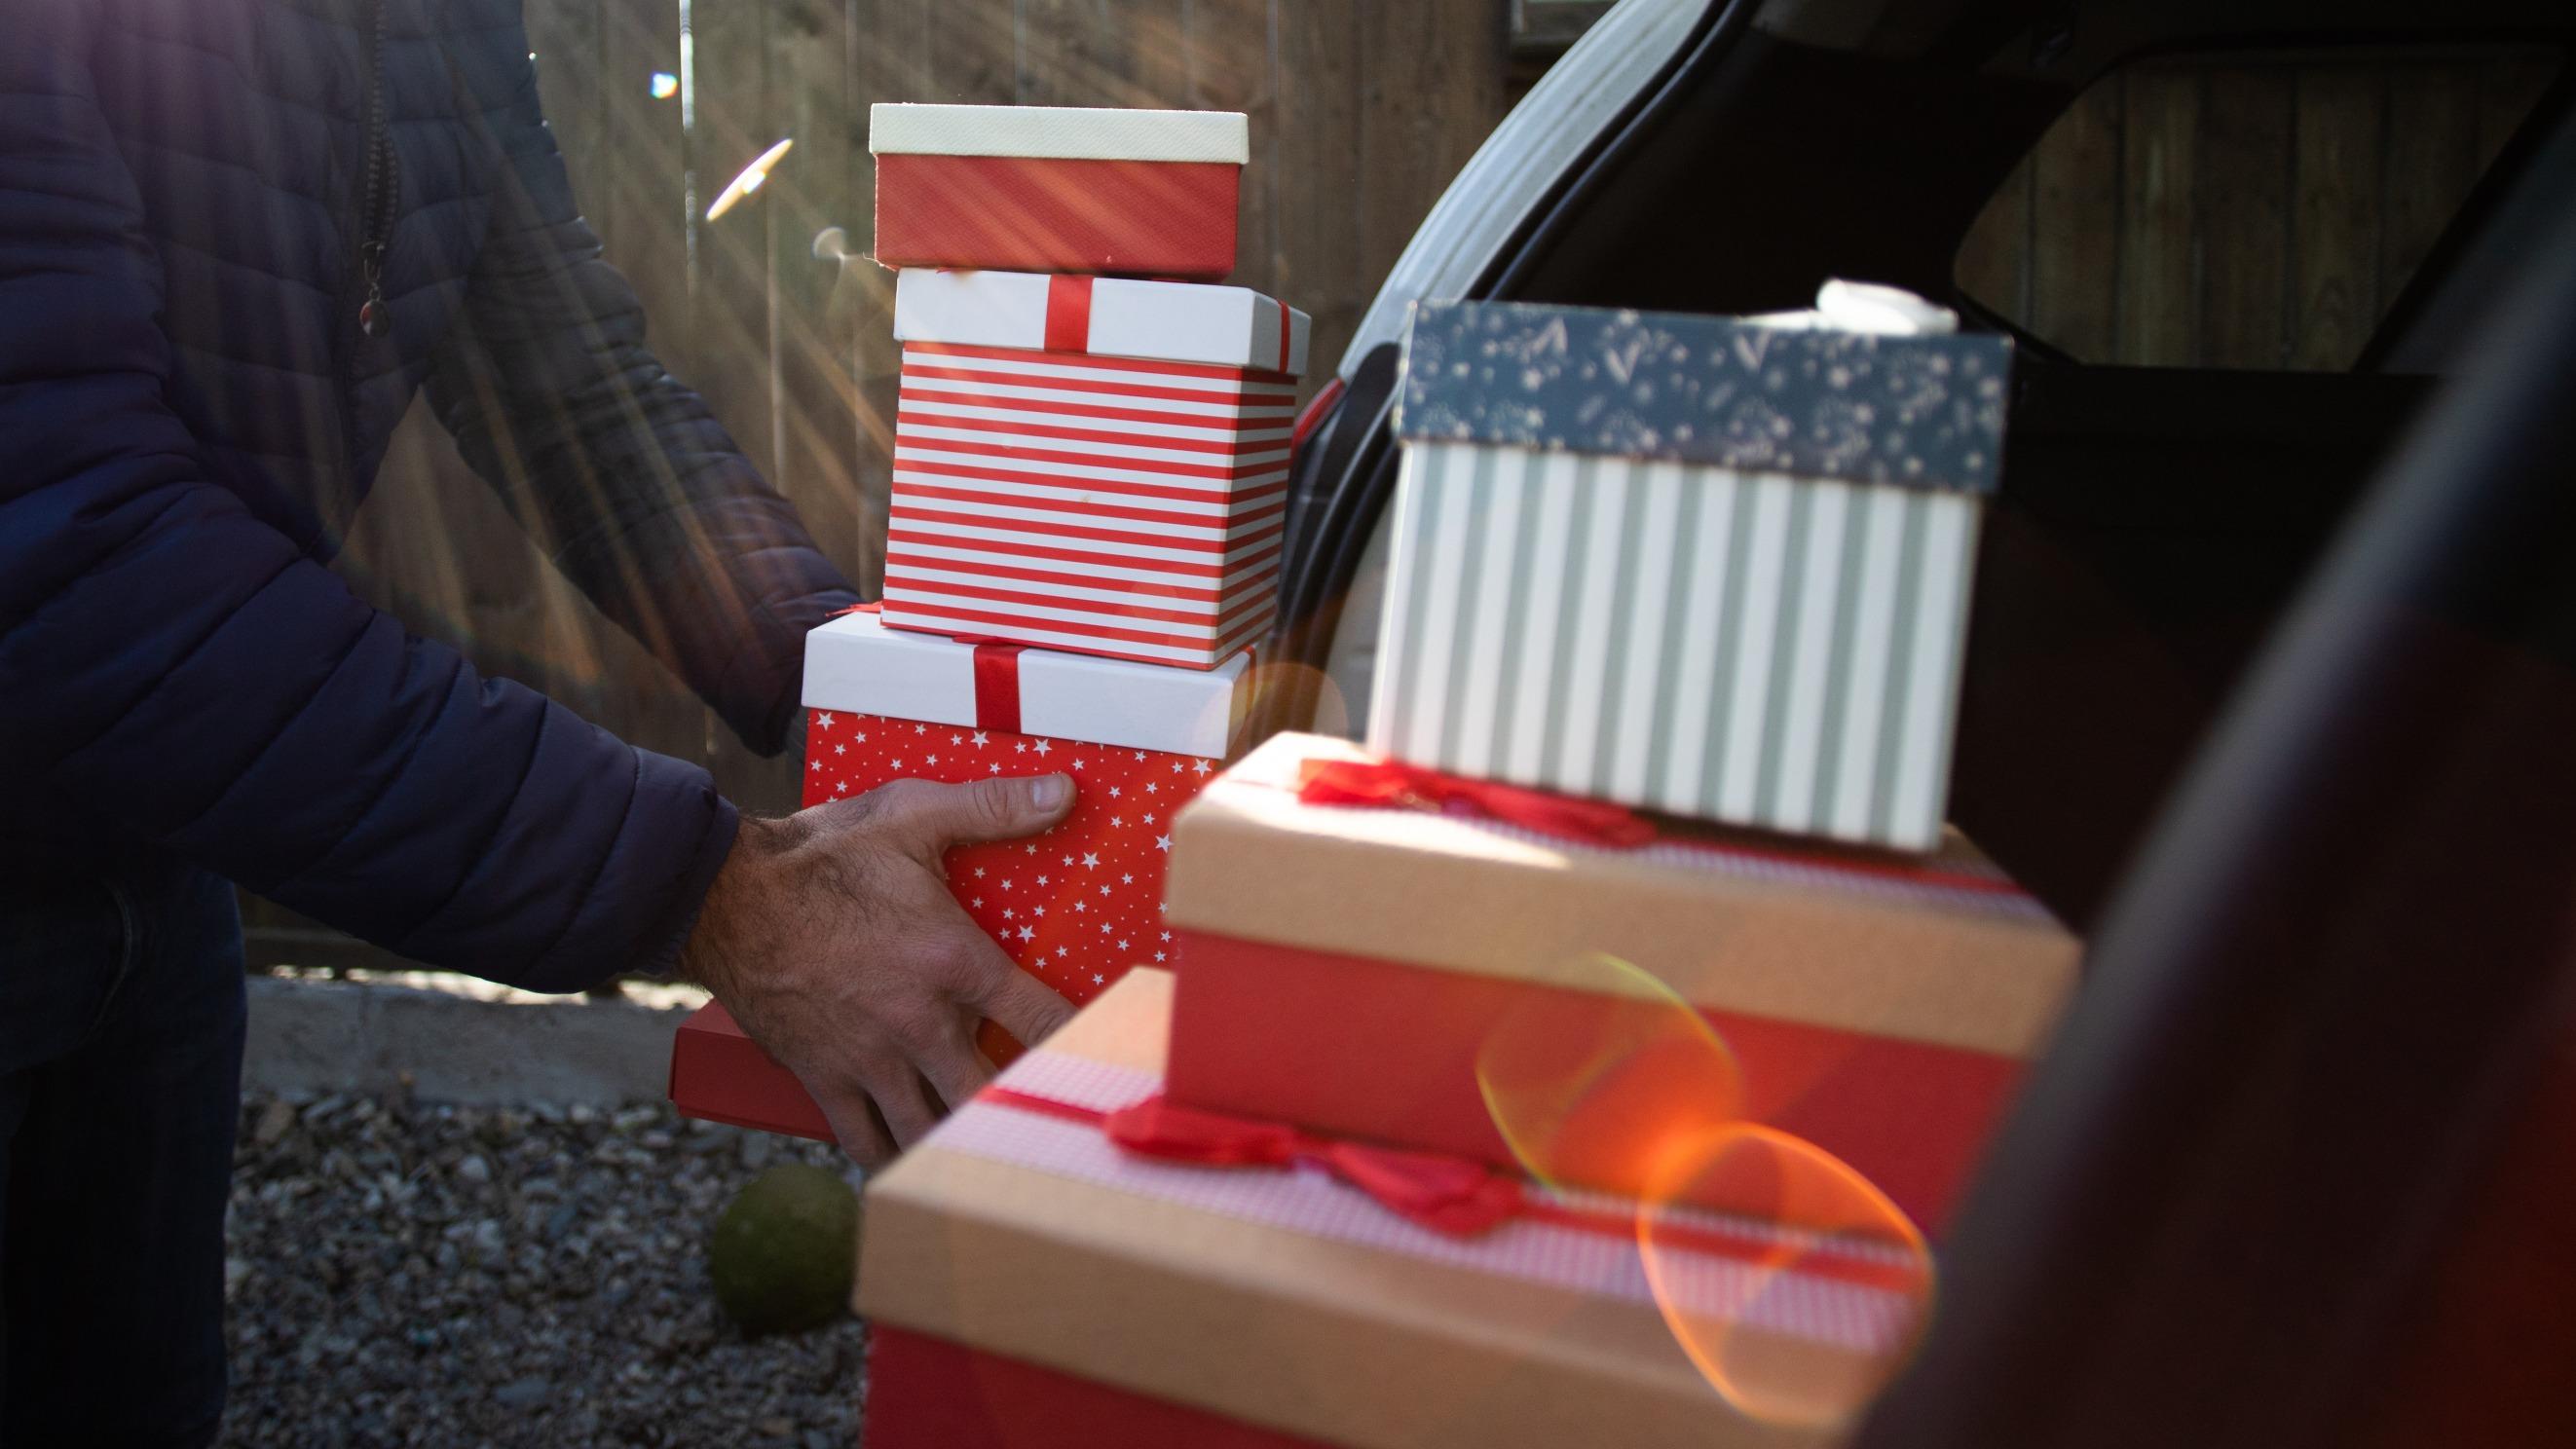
left=902, top=772, right=1076, bottom=849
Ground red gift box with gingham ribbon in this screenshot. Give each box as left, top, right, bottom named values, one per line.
left=881, top=269, right=1309, bottom=670
left=858, top=970, right=1910, bottom=1449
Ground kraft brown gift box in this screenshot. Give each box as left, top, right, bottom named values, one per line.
left=1160, top=733, right=2083, bottom=1234
left=858, top=970, right=1915, bottom=1449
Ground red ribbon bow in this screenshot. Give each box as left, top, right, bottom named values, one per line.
left=1104, top=1095, right=1525, bottom=1237
left=1295, top=758, right=1658, bottom=848
left=838, top=603, right=1027, bottom=735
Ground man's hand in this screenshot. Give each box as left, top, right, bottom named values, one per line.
left=679, top=773, right=1079, bottom=1164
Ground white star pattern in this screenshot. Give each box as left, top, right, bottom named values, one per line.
left=797, top=707, right=1220, bottom=1014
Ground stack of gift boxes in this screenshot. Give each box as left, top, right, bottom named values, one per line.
left=670, top=102, right=1306, bottom=1098
left=671, top=119, right=2084, bottom=1446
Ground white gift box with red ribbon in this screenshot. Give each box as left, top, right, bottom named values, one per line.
left=882, top=269, right=1311, bottom=671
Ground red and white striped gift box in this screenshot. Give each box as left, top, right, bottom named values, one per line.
left=882, top=270, right=1310, bottom=670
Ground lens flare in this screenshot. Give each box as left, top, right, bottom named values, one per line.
left=1475, top=952, right=1934, bottom=1427
left=706, top=137, right=795, bottom=221
left=1475, top=953, right=1745, bottom=1198
left=649, top=71, right=679, bottom=99
left=1638, top=1125, right=1932, bottom=1426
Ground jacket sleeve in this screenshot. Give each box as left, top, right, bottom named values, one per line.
left=426, top=31, right=858, bottom=759
left=0, top=15, right=733, bottom=993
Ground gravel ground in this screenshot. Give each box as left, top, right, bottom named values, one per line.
left=220, top=1092, right=867, bottom=1449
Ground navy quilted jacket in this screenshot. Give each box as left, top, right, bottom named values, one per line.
left=0, top=0, right=857, bottom=989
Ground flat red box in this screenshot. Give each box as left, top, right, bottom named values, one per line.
left=870, top=104, right=1248, bottom=279
left=668, top=1001, right=831, bottom=1141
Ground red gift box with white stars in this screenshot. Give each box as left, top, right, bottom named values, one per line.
left=671, top=608, right=1252, bottom=1141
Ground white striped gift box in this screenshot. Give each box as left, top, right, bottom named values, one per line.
left=1372, top=293, right=2011, bottom=853
left=880, top=271, right=1309, bottom=670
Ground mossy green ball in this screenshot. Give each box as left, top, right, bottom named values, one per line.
left=709, top=1163, right=860, bottom=1336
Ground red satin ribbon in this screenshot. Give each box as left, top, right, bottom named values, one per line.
left=1045, top=275, right=1094, bottom=353
left=970, top=641, right=1027, bottom=735
left=983, top=1086, right=1923, bottom=1289
left=834, top=605, right=1026, bottom=734
left=1274, top=297, right=1292, bottom=374
left=1296, top=758, right=1659, bottom=848
left=1103, top=1094, right=1524, bottom=1237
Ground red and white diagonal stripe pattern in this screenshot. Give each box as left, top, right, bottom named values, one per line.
left=882, top=342, right=1296, bottom=669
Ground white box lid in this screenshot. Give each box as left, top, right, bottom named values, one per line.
left=802, top=610, right=1250, bottom=759
left=869, top=104, right=1250, bottom=165
left=893, top=269, right=1309, bottom=378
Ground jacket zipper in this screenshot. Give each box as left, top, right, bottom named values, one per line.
left=355, top=0, right=398, bottom=340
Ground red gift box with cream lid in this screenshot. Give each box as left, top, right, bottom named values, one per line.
left=870, top=103, right=1248, bottom=280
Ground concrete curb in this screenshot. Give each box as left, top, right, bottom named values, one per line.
left=244, top=970, right=712, bottom=1106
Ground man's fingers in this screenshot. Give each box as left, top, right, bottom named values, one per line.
left=976, top=966, right=1076, bottom=1053
left=916, top=1034, right=997, bottom=1112
left=861, top=1066, right=942, bottom=1150
left=815, top=1084, right=896, bottom=1168
left=879, top=773, right=1076, bottom=852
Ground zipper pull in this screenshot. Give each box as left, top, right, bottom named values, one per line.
left=357, top=241, right=391, bottom=340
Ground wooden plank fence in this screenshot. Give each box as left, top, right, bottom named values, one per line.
left=1957, top=51, right=2558, bottom=370
left=250, top=0, right=1508, bottom=969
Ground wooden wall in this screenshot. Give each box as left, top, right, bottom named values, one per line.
left=252, top=0, right=1510, bottom=966
left=1957, top=52, right=2558, bottom=370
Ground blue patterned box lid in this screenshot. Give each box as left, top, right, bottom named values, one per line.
left=1396, top=298, right=2011, bottom=495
